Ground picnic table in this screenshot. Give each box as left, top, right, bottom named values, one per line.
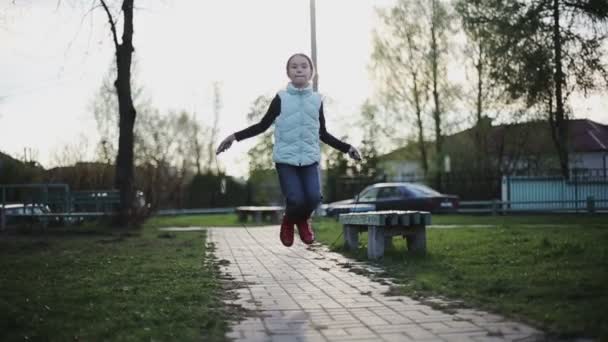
left=339, top=210, right=431, bottom=260
left=235, top=206, right=284, bottom=224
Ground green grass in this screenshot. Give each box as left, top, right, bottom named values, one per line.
left=430, top=214, right=608, bottom=226
left=314, top=215, right=608, bottom=340
left=0, top=222, right=236, bottom=341
left=144, top=214, right=242, bottom=228
left=10, top=213, right=602, bottom=340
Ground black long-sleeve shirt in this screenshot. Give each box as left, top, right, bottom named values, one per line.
left=233, top=95, right=351, bottom=154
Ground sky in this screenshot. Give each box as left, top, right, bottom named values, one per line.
left=1, top=0, right=606, bottom=180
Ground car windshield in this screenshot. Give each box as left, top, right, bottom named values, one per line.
left=358, top=187, right=379, bottom=201
left=406, top=184, right=441, bottom=197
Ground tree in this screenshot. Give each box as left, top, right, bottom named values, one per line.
left=91, top=61, right=214, bottom=209
left=372, top=0, right=455, bottom=176
left=323, top=135, right=350, bottom=202
left=49, top=134, right=92, bottom=168
left=207, top=82, right=222, bottom=173
left=456, top=2, right=502, bottom=173
left=246, top=95, right=275, bottom=172
left=134, top=109, right=208, bottom=209
left=426, top=0, right=455, bottom=176
left=99, top=0, right=136, bottom=225
left=91, top=60, right=150, bottom=165
left=355, top=100, right=381, bottom=178
left=458, top=0, right=608, bottom=177
left=372, top=0, right=430, bottom=175
left=243, top=95, right=281, bottom=205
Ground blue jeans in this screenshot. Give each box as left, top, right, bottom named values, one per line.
left=275, top=162, right=322, bottom=220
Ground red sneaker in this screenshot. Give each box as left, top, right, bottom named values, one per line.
left=280, top=215, right=294, bottom=247
left=296, top=218, right=315, bottom=245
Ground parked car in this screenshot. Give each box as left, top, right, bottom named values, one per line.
left=324, top=182, right=459, bottom=217
left=1, top=203, right=60, bottom=226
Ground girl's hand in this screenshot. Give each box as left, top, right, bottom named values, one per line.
left=216, top=134, right=236, bottom=155
left=348, top=146, right=362, bottom=161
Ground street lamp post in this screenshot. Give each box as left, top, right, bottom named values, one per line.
left=310, top=0, right=318, bottom=91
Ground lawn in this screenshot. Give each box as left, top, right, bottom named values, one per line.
left=314, top=214, right=608, bottom=340
left=0, top=222, right=239, bottom=342
left=144, top=213, right=243, bottom=228
left=3, top=213, right=606, bottom=340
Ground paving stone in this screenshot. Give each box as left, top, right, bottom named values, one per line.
left=437, top=331, right=492, bottom=342
left=378, top=333, right=416, bottom=342
left=208, top=227, right=546, bottom=342
left=320, top=328, right=349, bottom=337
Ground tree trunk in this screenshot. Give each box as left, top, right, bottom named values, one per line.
left=552, top=0, right=569, bottom=178
left=430, top=0, right=443, bottom=175
left=412, top=72, right=429, bottom=175
left=475, top=39, right=485, bottom=172
left=113, top=0, right=136, bottom=225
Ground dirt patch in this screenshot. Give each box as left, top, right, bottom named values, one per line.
left=205, top=241, right=269, bottom=326
left=217, top=259, right=231, bottom=266
left=382, top=286, right=403, bottom=296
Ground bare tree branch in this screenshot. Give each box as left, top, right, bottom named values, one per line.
left=99, top=0, right=119, bottom=51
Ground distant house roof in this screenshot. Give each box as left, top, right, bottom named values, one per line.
left=379, top=141, right=432, bottom=161
left=570, top=119, right=608, bottom=152
left=380, top=118, right=608, bottom=161
left=452, top=118, right=608, bottom=153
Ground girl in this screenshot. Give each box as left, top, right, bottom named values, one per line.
left=216, top=53, right=361, bottom=247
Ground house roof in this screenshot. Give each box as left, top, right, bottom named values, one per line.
left=380, top=118, right=608, bottom=160
left=477, top=119, right=608, bottom=153
left=570, top=119, right=608, bottom=152
left=379, top=141, right=432, bottom=161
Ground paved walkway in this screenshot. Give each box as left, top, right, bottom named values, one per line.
left=208, top=226, right=544, bottom=342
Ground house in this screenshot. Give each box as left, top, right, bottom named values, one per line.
left=377, top=141, right=427, bottom=180
left=568, top=119, right=608, bottom=172
left=380, top=118, right=608, bottom=177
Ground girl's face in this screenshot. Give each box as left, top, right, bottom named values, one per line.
left=287, top=55, right=313, bottom=88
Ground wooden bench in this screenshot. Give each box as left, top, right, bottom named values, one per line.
left=235, top=206, right=284, bottom=224
left=339, top=210, right=431, bottom=260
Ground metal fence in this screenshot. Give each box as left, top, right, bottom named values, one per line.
left=460, top=198, right=608, bottom=214
left=502, top=172, right=608, bottom=211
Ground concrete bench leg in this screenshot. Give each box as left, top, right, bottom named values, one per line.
left=343, top=225, right=359, bottom=250
left=274, top=211, right=282, bottom=224
left=384, top=236, right=393, bottom=250
left=238, top=212, right=247, bottom=222
left=0, top=209, right=5, bottom=231
left=368, top=225, right=385, bottom=260
left=254, top=212, right=262, bottom=224
left=405, top=226, right=426, bottom=254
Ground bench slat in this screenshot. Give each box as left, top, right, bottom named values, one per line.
left=339, top=210, right=431, bottom=226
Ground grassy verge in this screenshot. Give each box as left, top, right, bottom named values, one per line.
left=0, top=222, right=237, bottom=341
left=314, top=215, right=608, bottom=340
left=430, top=214, right=608, bottom=226
left=145, top=214, right=253, bottom=228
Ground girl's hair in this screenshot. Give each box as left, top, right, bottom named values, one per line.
left=285, top=53, right=315, bottom=77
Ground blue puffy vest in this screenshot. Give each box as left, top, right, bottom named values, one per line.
left=273, top=83, right=322, bottom=166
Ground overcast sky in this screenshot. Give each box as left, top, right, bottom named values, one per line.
left=1, top=0, right=606, bottom=179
